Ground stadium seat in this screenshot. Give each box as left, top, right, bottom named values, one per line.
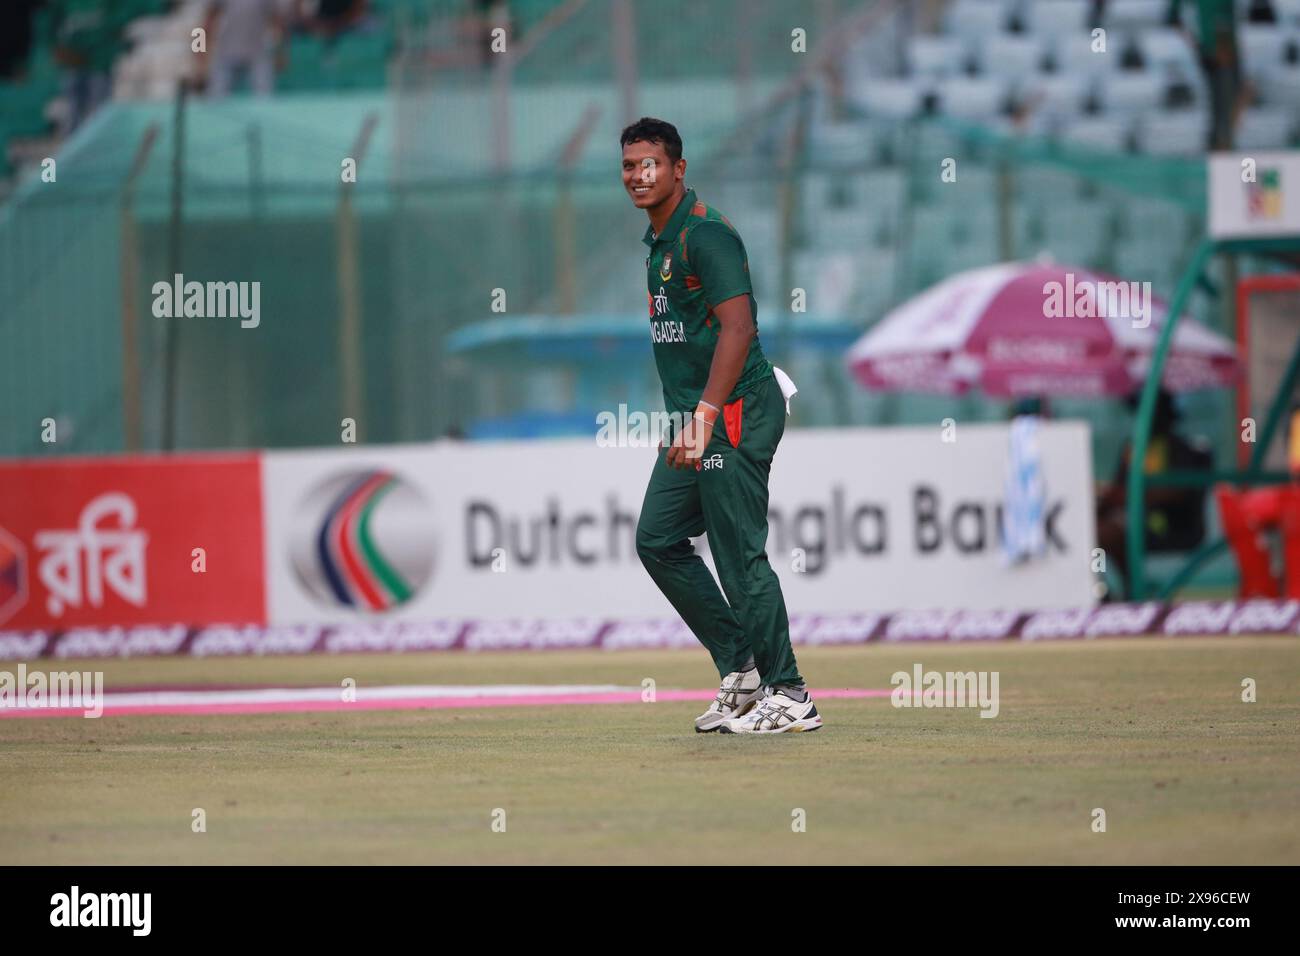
left=945, top=0, right=1012, bottom=38
left=1042, top=201, right=1111, bottom=258
left=1133, top=111, right=1208, bottom=155
left=1138, top=27, right=1200, bottom=73
left=1022, top=0, right=1093, bottom=36
left=906, top=35, right=969, bottom=78
left=951, top=205, right=1001, bottom=252
left=948, top=164, right=1000, bottom=196
left=802, top=174, right=897, bottom=250
left=1116, top=198, right=1193, bottom=242
left=1061, top=114, right=1134, bottom=151
left=1104, top=0, right=1172, bottom=29
left=792, top=249, right=859, bottom=318
left=1017, top=72, right=1093, bottom=122
left=805, top=79, right=839, bottom=130
left=810, top=206, right=875, bottom=251
left=801, top=171, right=839, bottom=217
left=1273, top=0, right=1300, bottom=24
left=1261, top=65, right=1300, bottom=106
left=910, top=205, right=957, bottom=249
left=809, top=120, right=880, bottom=166
left=745, top=218, right=780, bottom=253
left=913, top=121, right=971, bottom=160
left=859, top=168, right=906, bottom=229
left=1236, top=107, right=1296, bottom=148
left=123, top=13, right=171, bottom=46
left=859, top=165, right=907, bottom=200
left=1010, top=107, right=1058, bottom=137
left=1031, top=236, right=1100, bottom=268
left=1095, top=71, right=1169, bottom=113
left=944, top=241, right=1003, bottom=274
left=1161, top=59, right=1209, bottom=109
left=1239, top=24, right=1289, bottom=81
left=936, top=77, right=1008, bottom=121
left=1012, top=203, right=1046, bottom=248
left=1111, top=235, right=1184, bottom=289
left=855, top=243, right=898, bottom=283
left=1052, top=32, right=1120, bottom=77
left=1018, top=164, right=1088, bottom=198
left=852, top=78, right=927, bottom=119
left=975, top=33, right=1048, bottom=81
left=825, top=171, right=880, bottom=212
left=708, top=181, right=774, bottom=218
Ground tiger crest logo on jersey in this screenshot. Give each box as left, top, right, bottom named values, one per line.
left=659, top=252, right=673, bottom=282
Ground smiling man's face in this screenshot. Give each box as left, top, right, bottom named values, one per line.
left=621, top=139, right=684, bottom=212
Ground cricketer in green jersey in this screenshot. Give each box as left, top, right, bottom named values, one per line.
left=620, top=117, right=821, bottom=734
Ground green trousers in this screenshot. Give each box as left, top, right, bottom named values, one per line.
left=635, top=371, right=803, bottom=686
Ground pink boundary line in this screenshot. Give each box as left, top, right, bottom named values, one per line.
left=0, top=687, right=889, bottom=719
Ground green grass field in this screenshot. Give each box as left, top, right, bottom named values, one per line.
left=1, top=637, right=1297, bottom=865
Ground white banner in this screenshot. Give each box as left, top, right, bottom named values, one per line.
left=261, top=422, right=1096, bottom=624
left=1208, top=151, right=1300, bottom=239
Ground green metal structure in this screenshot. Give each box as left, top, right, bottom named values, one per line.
left=1127, top=236, right=1300, bottom=600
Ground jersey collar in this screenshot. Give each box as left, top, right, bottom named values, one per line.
left=642, top=187, right=696, bottom=248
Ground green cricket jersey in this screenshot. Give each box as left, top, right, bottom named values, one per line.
left=642, top=188, right=772, bottom=415
left=50, top=0, right=135, bottom=72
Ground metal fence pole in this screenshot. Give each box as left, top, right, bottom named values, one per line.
left=161, top=81, right=189, bottom=452
left=337, top=112, right=380, bottom=442
left=118, top=123, right=159, bottom=453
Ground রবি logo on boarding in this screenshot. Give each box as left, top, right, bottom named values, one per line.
left=288, top=470, right=436, bottom=612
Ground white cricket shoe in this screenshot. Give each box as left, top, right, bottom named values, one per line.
left=695, top=668, right=765, bottom=733
left=719, top=686, right=822, bottom=734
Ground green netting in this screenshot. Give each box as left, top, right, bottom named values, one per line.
left=0, top=0, right=1248, bottom=480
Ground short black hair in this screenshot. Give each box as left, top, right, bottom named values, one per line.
left=620, top=117, right=683, bottom=164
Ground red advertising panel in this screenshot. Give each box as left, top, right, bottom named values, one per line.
left=0, top=454, right=265, bottom=629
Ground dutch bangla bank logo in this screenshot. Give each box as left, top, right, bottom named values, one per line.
left=289, top=470, right=435, bottom=612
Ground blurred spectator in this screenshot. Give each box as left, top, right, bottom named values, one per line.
left=0, top=0, right=41, bottom=79
left=49, top=0, right=130, bottom=132
left=1169, top=0, right=1252, bottom=148
left=1096, top=389, right=1213, bottom=598
left=204, top=0, right=287, bottom=97
left=310, top=0, right=370, bottom=41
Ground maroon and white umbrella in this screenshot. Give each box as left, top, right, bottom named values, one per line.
left=847, top=262, right=1239, bottom=397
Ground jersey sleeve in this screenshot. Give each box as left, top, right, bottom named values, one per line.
left=687, top=221, right=752, bottom=306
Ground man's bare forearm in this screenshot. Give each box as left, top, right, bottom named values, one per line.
left=699, top=295, right=754, bottom=410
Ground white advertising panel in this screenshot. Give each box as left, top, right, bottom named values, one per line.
left=1208, top=151, right=1300, bottom=239
left=262, top=422, right=1096, bottom=624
